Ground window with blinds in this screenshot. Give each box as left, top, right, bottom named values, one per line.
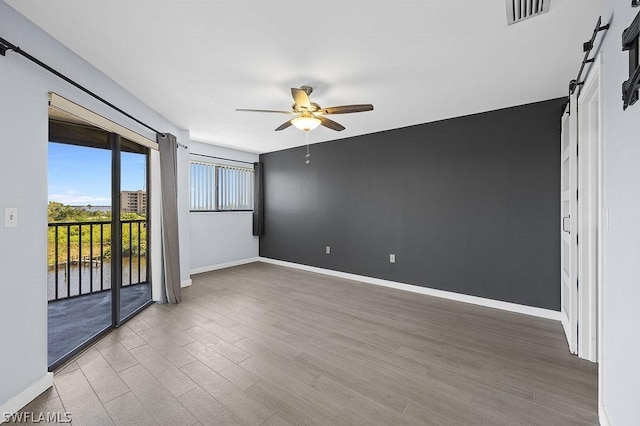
left=190, top=161, right=254, bottom=211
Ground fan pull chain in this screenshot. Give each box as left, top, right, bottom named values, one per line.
left=305, top=132, right=311, bottom=164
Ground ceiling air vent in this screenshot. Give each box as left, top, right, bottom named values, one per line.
left=506, top=0, right=550, bottom=25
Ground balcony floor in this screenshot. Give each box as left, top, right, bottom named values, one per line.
left=48, top=283, right=151, bottom=367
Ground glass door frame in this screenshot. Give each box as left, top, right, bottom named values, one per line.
left=48, top=129, right=153, bottom=371
left=112, top=133, right=153, bottom=327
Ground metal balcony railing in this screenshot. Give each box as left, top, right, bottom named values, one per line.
left=47, top=219, right=148, bottom=301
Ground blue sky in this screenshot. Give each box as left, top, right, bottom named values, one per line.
left=48, top=142, right=146, bottom=206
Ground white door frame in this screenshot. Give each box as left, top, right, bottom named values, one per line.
left=560, top=94, right=579, bottom=355
left=576, top=56, right=603, bottom=363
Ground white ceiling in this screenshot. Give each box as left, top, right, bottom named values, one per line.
left=7, top=0, right=602, bottom=154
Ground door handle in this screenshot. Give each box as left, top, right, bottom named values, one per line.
left=562, top=216, right=571, bottom=234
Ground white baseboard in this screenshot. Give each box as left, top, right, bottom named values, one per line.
left=258, top=257, right=561, bottom=321
left=0, top=373, right=53, bottom=419
left=599, top=405, right=611, bottom=426
left=181, top=279, right=192, bottom=288
left=190, top=257, right=260, bottom=276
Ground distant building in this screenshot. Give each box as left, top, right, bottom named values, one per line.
left=121, top=190, right=146, bottom=215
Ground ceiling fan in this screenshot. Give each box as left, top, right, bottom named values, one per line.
left=236, top=86, right=373, bottom=132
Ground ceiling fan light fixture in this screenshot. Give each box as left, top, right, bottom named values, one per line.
left=237, top=86, right=372, bottom=132
left=291, top=116, right=321, bottom=131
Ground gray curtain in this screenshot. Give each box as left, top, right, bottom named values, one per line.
left=253, top=161, right=264, bottom=236
left=158, top=133, right=182, bottom=304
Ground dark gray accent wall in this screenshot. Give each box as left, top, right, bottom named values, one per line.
left=260, top=98, right=564, bottom=310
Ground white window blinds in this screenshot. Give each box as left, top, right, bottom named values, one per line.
left=190, top=162, right=253, bottom=211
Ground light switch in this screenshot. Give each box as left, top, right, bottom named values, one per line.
left=326, top=246, right=331, bottom=254
left=5, top=208, right=17, bottom=228
left=390, top=254, right=396, bottom=263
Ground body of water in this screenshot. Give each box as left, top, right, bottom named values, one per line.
left=47, top=256, right=147, bottom=301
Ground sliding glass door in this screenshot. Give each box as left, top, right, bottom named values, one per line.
left=47, top=140, right=114, bottom=367
left=47, top=111, right=152, bottom=369
left=119, top=138, right=151, bottom=322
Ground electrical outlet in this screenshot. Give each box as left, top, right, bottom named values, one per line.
left=326, top=246, right=331, bottom=254
left=5, top=208, right=17, bottom=228
left=389, top=253, right=396, bottom=263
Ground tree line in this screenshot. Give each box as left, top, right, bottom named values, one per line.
left=48, top=202, right=147, bottom=266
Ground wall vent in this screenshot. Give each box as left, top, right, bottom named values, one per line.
left=506, top=0, right=550, bottom=25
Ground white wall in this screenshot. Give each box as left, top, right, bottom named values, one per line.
left=177, top=132, right=191, bottom=286
left=0, top=30, right=49, bottom=411
left=0, top=1, right=190, bottom=410
left=599, top=1, right=640, bottom=424
left=189, top=141, right=259, bottom=274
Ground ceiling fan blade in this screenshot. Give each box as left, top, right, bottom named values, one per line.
left=236, top=108, right=294, bottom=114
left=291, top=88, right=311, bottom=110
left=275, top=120, right=293, bottom=131
left=319, top=116, right=345, bottom=131
left=318, top=104, right=374, bottom=115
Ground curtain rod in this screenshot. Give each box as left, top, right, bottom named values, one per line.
left=0, top=35, right=164, bottom=136
left=191, top=152, right=255, bottom=165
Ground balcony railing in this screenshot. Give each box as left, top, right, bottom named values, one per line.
left=47, top=219, right=148, bottom=301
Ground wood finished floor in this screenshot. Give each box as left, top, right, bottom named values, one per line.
left=24, top=262, right=598, bottom=425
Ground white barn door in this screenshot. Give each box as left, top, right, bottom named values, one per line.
left=560, top=95, right=578, bottom=354
left=577, top=58, right=602, bottom=363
